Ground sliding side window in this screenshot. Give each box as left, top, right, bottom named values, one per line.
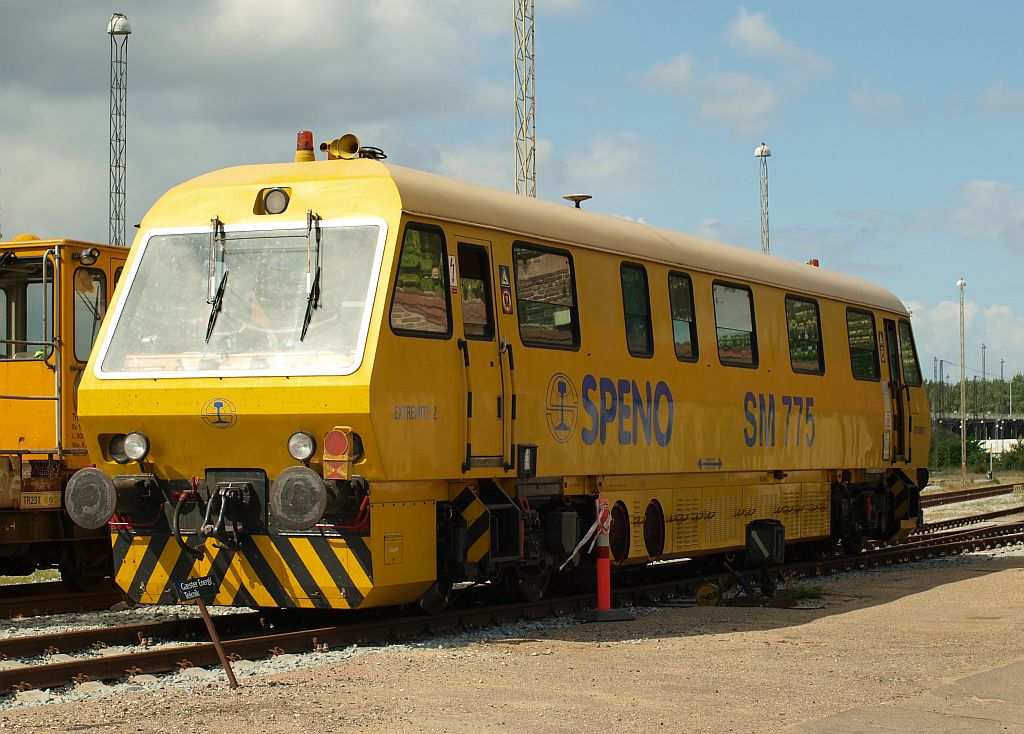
left=785, top=295, right=824, bottom=375
left=713, top=281, right=757, bottom=367
left=846, top=308, right=880, bottom=380
left=620, top=262, right=652, bottom=357
left=389, top=224, right=451, bottom=337
left=513, top=243, right=579, bottom=349
left=668, top=272, right=698, bottom=361
left=898, top=319, right=922, bottom=386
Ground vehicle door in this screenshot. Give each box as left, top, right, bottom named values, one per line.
left=882, top=318, right=908, bottom=462
left=454, top=240, right=506, bottom=470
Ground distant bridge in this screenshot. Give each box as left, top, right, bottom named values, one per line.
left=932, top=414, right=1024, bottom=440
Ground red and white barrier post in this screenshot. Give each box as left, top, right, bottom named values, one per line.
left=576, top=498, right=634, bottom=623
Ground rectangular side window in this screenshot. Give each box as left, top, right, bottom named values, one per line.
left=0, top=287, right=7, bottom=359
left=847, top=308, right=880, bottom=380
left=898, top=319, right=922, bottom=386
left=713, top=281, right=757, bottom=367
left=457, top=245, right=494, bottom=341
left=785, top=295, right=824, bottom=374
left=389, top=224, right=451, bottom=337
left=620, top=263, right=652, bottom=357
left=668, top=272, right=698, bottom=362
left=513, top=243, right=579, bottom=349
left=73, top=268, right=107, bottom=362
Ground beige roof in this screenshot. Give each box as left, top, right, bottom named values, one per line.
left=386, top=163, right=908, bottom=315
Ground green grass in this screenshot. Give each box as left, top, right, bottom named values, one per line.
left=0, top=569, right=61, bottom=586
left=776, top=585, right=824, bottom=600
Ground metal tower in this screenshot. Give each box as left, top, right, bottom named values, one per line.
left=514, top=0, right=536, bottom=197
left=108, top=13, right=131, bottom=247
left=755, top=142, right=771, bottom=254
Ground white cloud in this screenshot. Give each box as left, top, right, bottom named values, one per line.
left=981, top=81, right=1024, bottom=115
left=697, top=72, right=778, bottom=136
left=942, top=180, right=1024, bottom=251
left=564, top=131, right=654, bottom=194
left=849, top=86, right=906, bottom=117
left=640, top=54, right=697, bottom=95
left=725, top=7, right=832, bottom=75
left=906, top=298, right=1024, bottom=376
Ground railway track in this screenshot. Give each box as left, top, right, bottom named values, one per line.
left=920, top=482, right=1021, bottom=508
left=2, top=510, right=1022, bottom=698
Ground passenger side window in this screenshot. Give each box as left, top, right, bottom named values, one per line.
left=0, top=288, right=7, bottom=358
left=513, top=243, right=579, bottom=349
left=620, top=263, right=652, bottom=357
left=713, top=281, right=757, bottom=367
left=846, top=309, right=880, bottom=380
left=785, top=296, right=824, bottom=374
left=668, top=272, right=698, bottom=361
left=898, top=319, right=922, bottom=386
left=73, top=268, right=107, bottom=362
left=389, top=224, right=451, bottom=337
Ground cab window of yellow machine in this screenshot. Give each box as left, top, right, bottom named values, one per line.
left=73, top=268, right=106, bottom=362
left=846, top=309, right=880, bottom=380
left=898, top=319, right=922, bottom=386
left=713, top=281, right=757, bottom=367
left=620, top=263, right=652, bottom=357
left=389, top=225, right=451, bottom=337
left=457, top=245, right=493, bottom=340
left=513, top=243, right=579, bottom=349
left=0, top=257, right=52, bottom=361
left=785, top=295, right=824, bottom=375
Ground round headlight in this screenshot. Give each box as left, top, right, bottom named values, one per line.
left=264, top=187, right=290, bottom=215
left=288, top=431, right=316, bottom=462
left=108, top=434, right=129, bottom=464
left=123, top=432, right=150, bottom=462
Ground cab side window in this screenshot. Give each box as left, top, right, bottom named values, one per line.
left=513, top=243, right=579, bottom=349
left=668, top=272, right=698, bottom=361
left=0, top=287, right=7, bottom=358
left=846, top=308, right=880, bottom=380
left=389, top=224, right=451, bottom=337
left=785, top=296, right=824, bottom=374
left=898, top=319, right=922, bottom=386
left=620, top=262, right=652, bottom=357
left=713, top=281, right=757, bottom=367
left=73, top=268, right=106, bottom=362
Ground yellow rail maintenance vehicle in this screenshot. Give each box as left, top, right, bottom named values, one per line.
left=64, top=131, right=929, bottom=612
left=1, top=234, right=126, bottom=587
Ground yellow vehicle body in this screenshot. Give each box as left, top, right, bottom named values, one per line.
left=0, top=236, right=126, bottom=583
left=72, top=140, right=929, bottom=609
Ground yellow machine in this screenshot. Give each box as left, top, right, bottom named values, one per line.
left=0, top=235, right=126, bottom=586
left=64, top=132, right=930, bottom=611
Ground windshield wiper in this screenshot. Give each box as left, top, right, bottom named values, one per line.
left=205, top=269, right=229, bottom=342
left=300, top=210, right=322, bottom=342
left=0, top=250, right=13, bottom=269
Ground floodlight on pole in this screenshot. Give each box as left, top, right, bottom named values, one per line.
left=958, top=278, right=967, bottom=485
left=754, top=142, right=771, bottom=254
left=108, top=13, right=131, bottom=247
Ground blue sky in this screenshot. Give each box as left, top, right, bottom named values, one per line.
left=2, top=0, right=1022, bottom=381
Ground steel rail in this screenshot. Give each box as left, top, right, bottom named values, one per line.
left=921, top=483, right=1020, bottom=508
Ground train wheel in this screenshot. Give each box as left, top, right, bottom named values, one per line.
left=417, top=579, right=453, bottom=615
left=840, top=529, right=865, bottom=555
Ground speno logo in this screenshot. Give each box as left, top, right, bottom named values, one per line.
left=201, top=398, right=237, bottom=428
left=545, top=373, right=578, bottom=444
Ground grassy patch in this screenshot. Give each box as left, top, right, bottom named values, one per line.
left=0, top=569, right=61, bottom=586
left=776, top=585, right=824, bottom=600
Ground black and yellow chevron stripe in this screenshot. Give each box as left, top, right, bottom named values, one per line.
left=453, top=487, right=490, bottom=566
left=111, top=531, right=373, bottom=609
left=884, top=468, right=917, bottom=521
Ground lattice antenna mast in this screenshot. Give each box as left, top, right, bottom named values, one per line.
left=514, top=0, right=536, bottom=197
left=755, top=142, right=771, bottom=254
left=108, top=13, right=131, bottom=247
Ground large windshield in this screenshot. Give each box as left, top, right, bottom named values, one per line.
left=99, top=222, right=383, bottom=376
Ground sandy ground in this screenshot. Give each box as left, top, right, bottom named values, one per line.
left=1, top=552, right=1022, bottom=734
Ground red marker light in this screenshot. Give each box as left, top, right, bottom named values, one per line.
left=324, top=429, right=349, bottom=458
left=296, top=130, right=313, bottom=151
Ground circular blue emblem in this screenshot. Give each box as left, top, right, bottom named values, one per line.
left=201, top=398, right=237, bottom=429
left=545, top=373, right=578, bottom=444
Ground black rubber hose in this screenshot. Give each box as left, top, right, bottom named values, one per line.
left=172, top=494, right=205, bottom=561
